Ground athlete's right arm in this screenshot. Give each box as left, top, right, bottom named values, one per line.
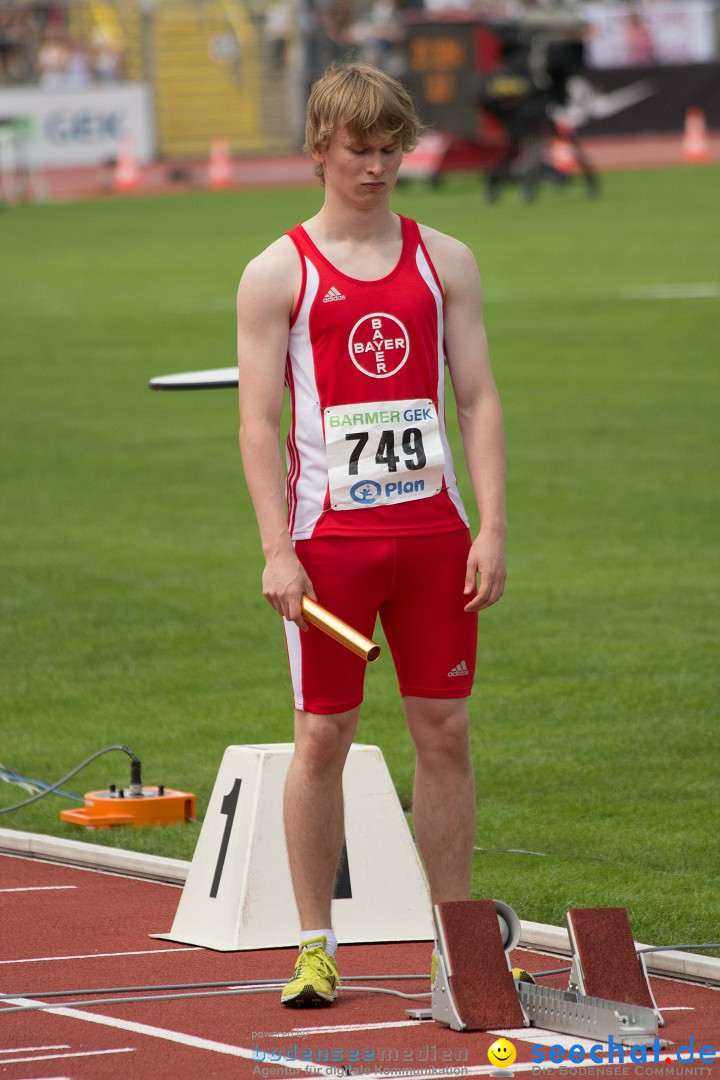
left=237, top=237, right=315, bottom=627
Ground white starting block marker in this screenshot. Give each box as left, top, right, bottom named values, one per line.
left=153, top=743, right=432, bottom=951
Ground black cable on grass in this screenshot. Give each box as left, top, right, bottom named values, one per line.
left=0, top=745, right=141, bottom=814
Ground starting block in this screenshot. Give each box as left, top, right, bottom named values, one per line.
left=407, top=901, right=663, bottom=1047
left=153, top=743, right=432, bottom=951
left=433, top=899, right=527, bottom=1031
left=567, top=907, right=664, bottom=1025
left=408, top=899, right=528, bottom=1031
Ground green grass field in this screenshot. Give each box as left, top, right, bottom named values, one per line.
left=1, top=166, right=718, bottom=949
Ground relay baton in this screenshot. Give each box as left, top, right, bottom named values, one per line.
left=300, top=596, right=381, bottom=663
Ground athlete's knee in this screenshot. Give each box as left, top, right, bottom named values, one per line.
left=406, top=699, right=471, bottom=764
left=293, top=708, right=358, bottom=772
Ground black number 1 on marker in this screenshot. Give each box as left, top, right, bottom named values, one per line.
left=210, top=777, right=241, bottom=898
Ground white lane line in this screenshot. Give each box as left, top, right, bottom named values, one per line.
left=659, top=1006, right=694, bottom=1011
left=270, top=1020, right=425, bottom=1037
left=0, top=886, right=77, bottom=893
left=0, top=1045, right=70, bottom=1053
left=3, top=995, right=340, bottom=1076
left=0, top=1048, right=135, bottom=1065
left=489, top=1028, right=599, bottom=1050
left=0, top=947, right=200, bottom=965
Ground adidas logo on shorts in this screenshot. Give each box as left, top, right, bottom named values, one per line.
left=448, top=660, right=469, bottom=678
left=323, top=286, right=346, bottom=303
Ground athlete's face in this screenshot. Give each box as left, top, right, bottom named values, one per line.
left=314, top=126, right=404, bottom=205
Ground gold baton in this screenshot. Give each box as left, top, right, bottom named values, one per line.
left=300, top=596, right=381, bottom=663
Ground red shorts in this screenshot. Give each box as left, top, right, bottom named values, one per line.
left=283, top=529, right=478, bottom=715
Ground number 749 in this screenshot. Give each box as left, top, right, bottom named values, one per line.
left=345, top=428, right=426, bottom=475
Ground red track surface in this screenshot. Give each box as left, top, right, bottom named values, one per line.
left=1, top=852, right=719, bottom=1079
left=7, top=129, right=720, bottom=204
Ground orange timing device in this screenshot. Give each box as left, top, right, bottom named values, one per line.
left=61, top=785, right=196, bottom=829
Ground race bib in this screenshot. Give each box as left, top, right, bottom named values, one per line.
left=324, top=399, right=445, bottom=511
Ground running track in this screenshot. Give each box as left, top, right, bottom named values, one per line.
left=15, top=129, right=720, bottom=204
left=2, top=851, right=719, bottom=1079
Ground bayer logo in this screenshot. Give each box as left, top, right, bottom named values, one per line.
left=348, top=313, right=409, bottom=379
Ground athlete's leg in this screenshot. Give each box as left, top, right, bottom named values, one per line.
left=282, top=536, right=394, bottom=936
left=284, top=705, right=360, bottom=928
left=403, top=695, right=475, bottom=902
left=379, top=530, right=478, bottom=902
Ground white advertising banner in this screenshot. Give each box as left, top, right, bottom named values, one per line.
left=0, top=83, right=154, bottom=168
left=583, top=0, right=717, bottom=68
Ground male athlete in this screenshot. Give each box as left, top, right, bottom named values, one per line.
left=237, top=63, right=506, bottom=1006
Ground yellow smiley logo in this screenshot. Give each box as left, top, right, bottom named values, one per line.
left=488, top=1038, right=517, bottom=1068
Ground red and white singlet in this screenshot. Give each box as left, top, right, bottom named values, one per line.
left=285, top=215, right=469, bottom=540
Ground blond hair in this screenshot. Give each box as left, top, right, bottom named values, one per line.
left=304, top=62, right=421, bottom=183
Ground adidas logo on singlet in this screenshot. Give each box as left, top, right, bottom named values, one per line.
left=448, top=660, right=469, bottom=678
left=322, top=286, right=346, bottom=303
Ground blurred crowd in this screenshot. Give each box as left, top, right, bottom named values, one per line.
left=0, top=0, right=593, bottom=90
left=294, top=0, right=419, bottom=82
left=0, top=0, right=713, bottom=90
left=260, top=0, right=697, bottom=85
left=0, top=4, right=123, bottom=85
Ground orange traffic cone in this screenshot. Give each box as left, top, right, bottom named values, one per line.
left=682, top=107, right=709, bottom=162
left=208, top=138, right=232, bottom=188
left=114, top=138, right=140, bottom=191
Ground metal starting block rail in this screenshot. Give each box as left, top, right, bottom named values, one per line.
left=516, top=980, right=660, bottom=1047
left=407, top=976, right=661, bottom=1046
left=406, top=900, right=665, bottom=1046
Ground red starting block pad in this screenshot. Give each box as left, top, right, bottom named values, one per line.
left=567, top=907, right=663, bottom=1024
left=428, top=899, right=527, bottom=1032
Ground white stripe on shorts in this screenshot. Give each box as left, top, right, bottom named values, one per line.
left=284, top=617, right=304, bottom=711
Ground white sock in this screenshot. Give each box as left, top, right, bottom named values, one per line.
left=300, top=928, right=337, bottom=956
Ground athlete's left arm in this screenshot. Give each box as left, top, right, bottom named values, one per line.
left=423, top=229, right=507, bottom=612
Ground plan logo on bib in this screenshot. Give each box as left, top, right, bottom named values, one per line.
left=348, top=313, right=409, bottom=379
